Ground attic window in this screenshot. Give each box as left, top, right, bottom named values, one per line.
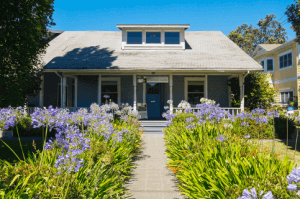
left=165, top=32, right=180, bottom=44
left=146, top=32, right=161, bottom=43
left=127, top=32, right=142, bottom=44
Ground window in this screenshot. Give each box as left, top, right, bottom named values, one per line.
left=165, top=32, right=180, bottom=44
left=260, top=60, right=264, bottom=68
left=147, top=83, right=159, bottom=94
left=102, top=81, right=118, bottom=104
left=146, top=32, right=161, bottom=43
left=187, top=81, right=204, bottom=106
left=279, top=52, right=292, bottom=69
left=266, top=59, right=273, bottom=71
left=280, top=91, right=293, bottom=104
left=127, top=32, right=142, bottom=44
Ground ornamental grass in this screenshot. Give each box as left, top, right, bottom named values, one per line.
left=163, top=98, right=300, bottom=198
left=0, top=103, right=142, bottom=198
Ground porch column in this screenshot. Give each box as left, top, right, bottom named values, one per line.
left=62, top=75, right=67, bottom=108
left=133, top=74, right=137, bottom=110
left=39, top=74, right=44, bottom=107
left=74, top=76, right=78, bottom=107
left=170, top=74, right=173, bottom=113
left=98, top=74, right=101, bottom=105
left=239, top=75, right=245, bottom=112
left=143, top=82, right=146, bottom=104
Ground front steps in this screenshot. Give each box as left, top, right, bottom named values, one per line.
left=139, top=120, right=167, bottom=134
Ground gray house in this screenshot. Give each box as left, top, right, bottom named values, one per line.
left=28, top=24, right=263, bottom=119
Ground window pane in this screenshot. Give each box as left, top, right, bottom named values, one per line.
left=147, top=83, right=159, bottom=94
left=284, top=55, right=288, bottom=67
left=188, top=81, right=204, bottom=92
left=261, top=60, right=264, bottom=67
left=165, top=32, right=180, bottom=44
left=284, top=92, right=289, bottom=103
left=288, top=53, right=292, bottom=66
left=102, top=81, right=117, bottom=92
left=188, top=93, right=204, bottom=105
left=146, top=32, right=161, bottom=43
left=267, top=59, right=273, bottom=71
left=280, top=92, right=284, bottom=103
left=289, top=91, right=294, bottom=102
left=127, top=32, right=142, bottom=44
left=102, top=93, right=118, bottom=104
left=280, top=57, right=283, bottom=68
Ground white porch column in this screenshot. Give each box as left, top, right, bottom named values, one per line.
left=39, top=74, right=44, bottom=107
left=98, top=74, right=101, bottom=105
left=143, top=82, right=146, bottom=104
left=74, top=76, right=78, bottom=107
left=133, top=74, right=137, bottom=110
left=239, top=75, right=245, bottom=112
left=62, top=75, right=67, bottom=108
left=170, top=74, right=173, bottom=113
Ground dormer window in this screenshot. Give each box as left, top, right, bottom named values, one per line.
left=117, top=24, right=190, bottom=50
left=127, top=32, right=142, bottom=44
left=165, top=32, right=180, bottom=44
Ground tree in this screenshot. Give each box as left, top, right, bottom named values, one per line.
left=228, top=72, right=276, bottom=111
left=228, top=14, right=287, bottom=56
left=285, top=0, right=300, bottom=43
left=0, top=0, right=56, bottom=107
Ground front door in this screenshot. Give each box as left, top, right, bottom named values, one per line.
left=146, top=83, right=161, bottom=119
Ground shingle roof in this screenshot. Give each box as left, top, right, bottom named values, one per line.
left=258, top=44, right=282, bottom=51
left=42, top=31, right=263, bottom=71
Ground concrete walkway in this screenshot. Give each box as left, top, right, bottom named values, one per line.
left=124, top=121, right=187, bottom=199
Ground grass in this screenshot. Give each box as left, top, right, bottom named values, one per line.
left=0, top=140, right=43, bottom=163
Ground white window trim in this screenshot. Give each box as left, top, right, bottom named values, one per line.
left=265, top=57, right=274, bottom=73
left=278, top=49, right=293, bottom=71
left=279, top=88, right=294, bottom=104
left=184, top=77, right=207, bottom=105
left=259, top=58, right=265, bottom=72
left=101, top=77, right=121, bottom=105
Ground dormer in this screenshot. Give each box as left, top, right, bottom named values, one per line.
left=116, top=24, right=190, bottom=50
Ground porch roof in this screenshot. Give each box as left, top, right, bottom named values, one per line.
left=42, top=31, right=263, bottom=72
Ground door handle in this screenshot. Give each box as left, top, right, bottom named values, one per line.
left=151, top=101, right=155, bottom=103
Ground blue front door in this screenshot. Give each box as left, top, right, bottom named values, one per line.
left=147, top=83, right=161, bottom=119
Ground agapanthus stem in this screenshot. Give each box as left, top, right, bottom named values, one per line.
left=16, top=126, right=25, bottom=161
left=0, top=138, right=21, bottom=161
left=39, top=125, right=48, bottom=170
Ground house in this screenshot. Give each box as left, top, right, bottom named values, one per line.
left=252, top=39, right=299, bottom=108
left=27, top=24, right=263, bottom=119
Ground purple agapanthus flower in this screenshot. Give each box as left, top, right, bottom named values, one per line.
left=103, top=95, right=110, bottom=99
left=244, top=135, right=251, bottom=139
left=287, top=183, right=298, bottom=191
left=238, top=188, right=273, bottom=199
left=216, top=135, right=227, bottom=142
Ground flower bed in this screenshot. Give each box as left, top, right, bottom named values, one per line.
left=163, top=99, right=299, bottom=198
left=0, top=103, right=142, bottom=198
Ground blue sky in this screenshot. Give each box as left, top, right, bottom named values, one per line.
left=51, top=0, right=296, bottom=40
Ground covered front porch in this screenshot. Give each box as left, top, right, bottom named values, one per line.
left=29, top=71, right=248, bottom=118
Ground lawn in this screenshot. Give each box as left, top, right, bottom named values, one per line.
left=0, top=140, right=43, bottom=163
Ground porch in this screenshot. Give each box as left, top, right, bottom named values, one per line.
left=28, top=72, right=247, bottom=118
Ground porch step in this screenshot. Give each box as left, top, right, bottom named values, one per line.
left=139, top=127, right=165, bottom=132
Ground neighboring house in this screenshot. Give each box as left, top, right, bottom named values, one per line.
left=252, top=39, right=299, bottom=107
left=27, top=24, right=263, bottom=119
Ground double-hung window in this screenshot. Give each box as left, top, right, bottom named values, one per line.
left=280, top=91, right=293, bottom=104
left=279, top=51, right=293, bottom=69
left=102, top=81, right=118, bottom=104
left=187, top=81, right=204, bottom=106
left=266, top=59, right=273, bottom=71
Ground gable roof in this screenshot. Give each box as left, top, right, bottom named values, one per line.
left=42, top=31, right=263, bottom=72
left=258, top=44, right=282, bottom=51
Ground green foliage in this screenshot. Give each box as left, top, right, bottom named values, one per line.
left=274, top=114, right=296, bottom=139
left=285, top=0, right=300, bottom=43
left=0, top=120, right=142, bottom=198
left=228, top=72, right=276, bottom=110
left=164, top=112, right=297, bottom=198
left=0, top=0, right=56, bottom=107
left=228, top=14, right=287, bottom=55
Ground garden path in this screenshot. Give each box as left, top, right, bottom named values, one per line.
left=124, top=120, right=186, bottom=199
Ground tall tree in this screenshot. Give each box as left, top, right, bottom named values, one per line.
left=285, top=0, right=300, bottom=43
left=0, top=0, right=55, bottom=107
left=228, top=14, right=287, bottom=56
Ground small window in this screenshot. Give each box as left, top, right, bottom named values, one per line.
left=187, top=81, right=204, bottom=106
left=165, top=32, right=180, bottom=44
left=267, top=59, right=273, bottom=71
left=260, top=60, right=264, bottom=67
left=102, top=81, right=118, bottom=103
left=146, top=32, right=161, bottom=44
left=280, top=91, right=293, bottom=104
left=127, top=32, right=142, bottom=44
left=147, top=83, right=159, bottom=94
left=279, top=52, right=292, bottom=69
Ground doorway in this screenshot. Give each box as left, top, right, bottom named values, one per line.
left=146, top=83, right=163, bottom=120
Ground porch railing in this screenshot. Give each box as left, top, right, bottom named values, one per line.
left=173, top=107, right=241, bottom=115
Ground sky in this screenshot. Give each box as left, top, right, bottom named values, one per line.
left=51, top=0, right=296, bottom=40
